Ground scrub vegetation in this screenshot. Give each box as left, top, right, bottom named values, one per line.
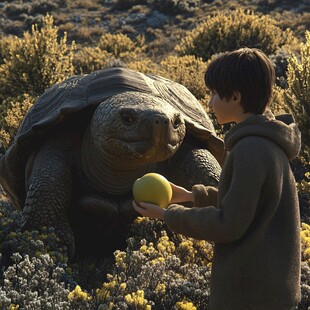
left=0, top=1, right=309, bottom=309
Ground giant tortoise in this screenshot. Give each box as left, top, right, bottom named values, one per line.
left=0, top=67, right=225, bottom=257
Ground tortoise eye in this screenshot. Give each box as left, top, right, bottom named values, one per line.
left=173, top=115, right=182, bottom=129
left=120, top=108, right=137, bottom=125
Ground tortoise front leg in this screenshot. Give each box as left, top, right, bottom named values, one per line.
left=164, top=142, right=222, bottom=190
left=22, top=147, right=75, bottom=258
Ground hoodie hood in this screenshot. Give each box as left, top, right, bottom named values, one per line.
left=224, top=111, right=301, bottom=160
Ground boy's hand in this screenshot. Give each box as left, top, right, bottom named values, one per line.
left=169, top=182, right=193, bottom=204
left=132, top=181, right=193, bottom=220
left=132, top=200, right=165, bottom=220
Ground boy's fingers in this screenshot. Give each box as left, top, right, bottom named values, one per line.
left=138, top=201, right=158, bottom=208
left=169, top=182, right=178, bottom=190
left=132, top=200, right=142, bottom=208
left=133, top=201, right=151, bottom=217
left=133, top=201, right=143, bottom=212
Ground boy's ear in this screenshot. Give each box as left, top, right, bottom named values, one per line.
left=232, top=91, right=241, bottom=103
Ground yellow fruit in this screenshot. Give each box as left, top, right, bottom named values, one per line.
left=133, top=173, right=172, bottom=209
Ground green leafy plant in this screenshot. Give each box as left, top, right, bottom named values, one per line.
left=285, top=31, right=310, bottom=151
left=159, top=55, right=208, bottom=99
left=98, top=33, right=146, bottom=62
left=73, top=47, right=118, bottom=75
left=0, top=15, right=75, bottom=149
left=0, top=14, right=75, bottom=101
left=0, top=94, right=36, bottom=150
left=175, top=9, right=297, bottom=61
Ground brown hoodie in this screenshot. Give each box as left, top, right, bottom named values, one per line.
left=164, top=113, right=301, bottom=310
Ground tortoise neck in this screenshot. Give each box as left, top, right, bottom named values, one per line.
left=81, top=125, right=151, bottom=195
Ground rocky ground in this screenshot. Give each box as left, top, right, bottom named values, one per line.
left=0, top=0, right=309, bottom=60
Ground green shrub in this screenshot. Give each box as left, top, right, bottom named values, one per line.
left=159, top=55, right=208, bottom=99
left=73, top=46, right=159, bottom=76
left=0, top=94, right=36, bottom=150
left=0, top=15, right=76, bottom=149
left=127, top=58, right=161, bottom=75
left=0, top=14, right=75, bottom=101
left=70, top=26, right=105, bottom=45
left=175, top=9, right=297, bottom=61
left=269, top=86, right=290, bottom=116
left=98, top=33, right=146, bottom=62
left=73, top=47, right=118, bottom=75
left=285, top=31, right=310, bottom=150
left=0, top=36, right=11, bottom=66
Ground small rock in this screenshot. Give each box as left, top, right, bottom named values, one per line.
left=126, top=12, right=147, bottom=24
left=72, top=15, right=81, bottom=23
left=146, top=10, right=169, bottom=28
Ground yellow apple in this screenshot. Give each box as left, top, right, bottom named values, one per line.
left=133, top=173, right=172, bottom=209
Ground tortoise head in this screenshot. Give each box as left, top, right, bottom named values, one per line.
left=90, top=91, right=186, bottom=163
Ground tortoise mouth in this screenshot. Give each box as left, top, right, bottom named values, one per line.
left=167, top=142, right=180, bottom=151
left=112, top=138, right=181, bottom=159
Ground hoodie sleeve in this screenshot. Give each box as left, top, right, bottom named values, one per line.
left=164, top=138, right=268, bottom=243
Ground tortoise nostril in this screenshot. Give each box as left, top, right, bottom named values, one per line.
left=154, top=115, right=180, bottom=128
left=154, top=116, right=168, bottom=126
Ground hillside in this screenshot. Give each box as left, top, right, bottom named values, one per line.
left=0, top=0, right=309, bottom=58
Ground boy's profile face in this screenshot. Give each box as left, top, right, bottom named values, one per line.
left=208, top=91, right=252, bottom=125
left=204, top=48, right=275, bottom=117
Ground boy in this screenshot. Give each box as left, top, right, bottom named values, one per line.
left=133, top=48, right=301, bottom=310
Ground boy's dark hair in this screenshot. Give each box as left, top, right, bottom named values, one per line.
left=204, top=48, right=275, bottom=114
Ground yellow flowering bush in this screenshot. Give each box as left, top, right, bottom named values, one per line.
left=157, top=233, right=176, bottom=255
left=96, top=217, right=212, bottom=309
left=175, top=300, right=197, bottom=310
left=124, top=290, right=152, bottom=309
left=96, top=277, right=118, bottom=301
left=301, top=223, right=310, bottom=265
left=68, top=285, right=92, bottom=301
